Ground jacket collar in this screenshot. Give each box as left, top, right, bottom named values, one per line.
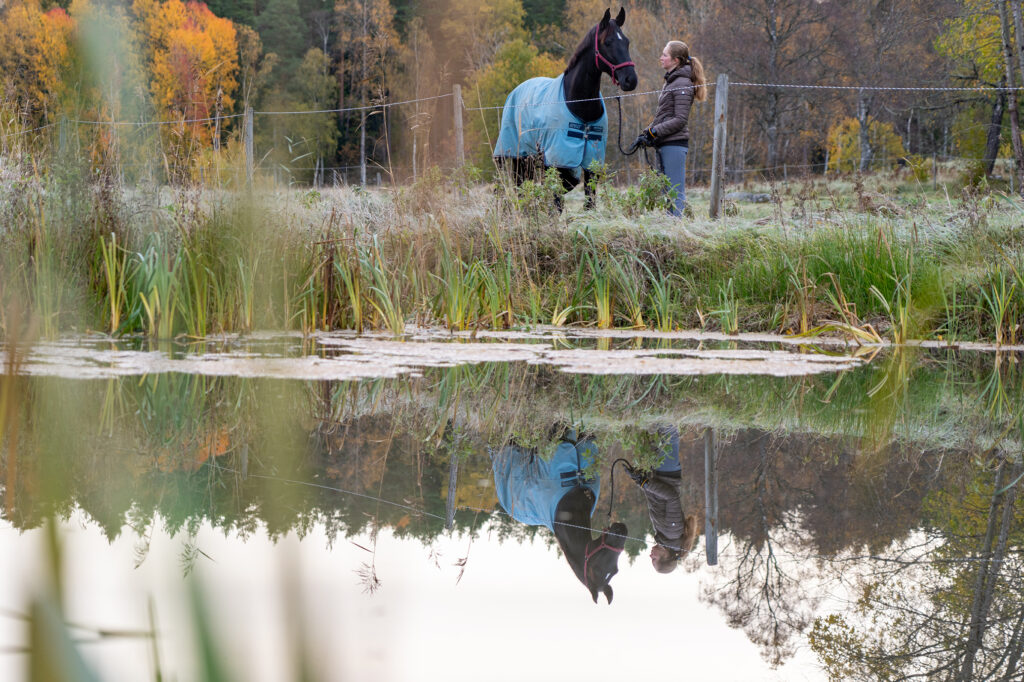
left=664, top=64, right=692, bottom=82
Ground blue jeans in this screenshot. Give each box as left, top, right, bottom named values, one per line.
left=656, top=145, right=688, bottom=216
left=654, top=424, right=681, bottom=473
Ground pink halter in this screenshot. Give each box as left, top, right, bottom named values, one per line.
left=594, top=23, right=635, bottom=87
left=583, top=530, right=624, bottom=584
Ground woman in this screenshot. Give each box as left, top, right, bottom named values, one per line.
left=625, top=424, right=699, bottom=574
left=635, top=41, right=707, bottom=216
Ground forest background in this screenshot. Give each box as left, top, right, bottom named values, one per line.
left=3, top=0, right=1021, bottom=187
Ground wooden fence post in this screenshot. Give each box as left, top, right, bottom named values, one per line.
left=704, top=427, right=719, bottom=566
left=453, top=84, right=465, bottom=168
left=709, top=74, right=729, bottom=220
left=244, top=105, right=254, bottom=190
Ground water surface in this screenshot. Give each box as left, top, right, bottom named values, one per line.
left=1, top=332, right=1021, bottom=681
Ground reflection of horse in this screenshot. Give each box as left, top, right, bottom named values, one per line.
left=493, top=8, right=638, bottom=209
left=491, top=433, right=627, bottom=603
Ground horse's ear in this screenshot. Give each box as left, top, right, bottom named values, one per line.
left=615, top=7, right=625, bottom=27
left=590, top=586, right=599, bottom=603
left=600, top=8, right=611, bottom=28
left=603, top=585, right=614, bottom=604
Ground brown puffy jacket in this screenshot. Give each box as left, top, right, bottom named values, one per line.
left=641, top=474, right=687, bottom=546
left=650, top=64, right=695, bottom=147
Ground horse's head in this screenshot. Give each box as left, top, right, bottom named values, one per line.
left=583, top=521, right=628, bottom=604
left=596, top=8, right=637, bottom=92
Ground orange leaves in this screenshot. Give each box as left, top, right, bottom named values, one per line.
left=0, top=0, right=74, bottom=118
left=137, top=0, right=238, bottom=142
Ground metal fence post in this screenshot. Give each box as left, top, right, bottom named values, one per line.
left=709, top=74, right=729, bottom=219
left=244, top=105, right=254, bottom=190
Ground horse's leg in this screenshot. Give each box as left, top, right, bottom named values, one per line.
left=554, top=168, right=579, bottom=213
left=582, top=168, right=596, bottom=211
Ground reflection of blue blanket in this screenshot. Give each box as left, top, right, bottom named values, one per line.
left=493, top=74, right=607, bottom=178
left=491, top=441, right=600, bottom=531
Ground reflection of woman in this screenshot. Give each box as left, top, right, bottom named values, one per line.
left=627, top=424, right=698, bottom=573
left=634, top=41, right=708, bottom=217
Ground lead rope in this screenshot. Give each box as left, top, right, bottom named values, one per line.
left=614, top=95, right=656, bottom=170
left=606, top=458, right=633, bottom=519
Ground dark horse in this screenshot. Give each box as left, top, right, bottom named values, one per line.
left=493, top=8, right=638, bottom=209
left=491, top=431, right=628, bottom=603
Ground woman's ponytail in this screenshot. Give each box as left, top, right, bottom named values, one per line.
left=690, top=56, right=707, bottom=102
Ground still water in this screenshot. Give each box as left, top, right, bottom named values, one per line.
left=1, top=330, right=1021, bottom=681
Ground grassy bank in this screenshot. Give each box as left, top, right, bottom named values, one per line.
left=2, top=162, right=1024, bottom=343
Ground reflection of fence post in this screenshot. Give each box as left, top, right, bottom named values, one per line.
left=445, top=452, right=459, bottom=531
left=244, top=105, right=254, bottom=190
left=453, top=84, right=465, bottom=168
left=704, top=427, right=719, bottom=566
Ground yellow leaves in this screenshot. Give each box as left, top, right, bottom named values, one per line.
left=826, top=117, right=907, bottom=173
left=935, top=0, right=1003, bottom=84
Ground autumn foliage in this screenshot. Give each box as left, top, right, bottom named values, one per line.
left=0, top=1, right=74, bottom=119
left=133, top=0, right=238, bottom=145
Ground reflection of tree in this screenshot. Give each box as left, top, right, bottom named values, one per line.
left=701, top=433, right=820, bottom=665
left=810, top=458, right=1024, bottom=681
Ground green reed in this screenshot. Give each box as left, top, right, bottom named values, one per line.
left=474, top=253, right=514, bottom=329
left=712, top=277, right=740, bottom=334
left=978, top=265, right=1018, bottom=346
left=432, top=240, right=477, bottom=331
left=639, top=261, right=679, bottom=332
left=611, top=253, right=645, bottom=329
left=98, top=232, right=127, bottom=335
left=126, top=238, right=181, bottom=339
left=364, top=236, right=404, bottom=336
left=586, top=251, right=614, bottom=330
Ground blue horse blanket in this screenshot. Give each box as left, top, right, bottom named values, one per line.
left=491, top=440, right=601, bottom=531
left=493, top=74, right=607, bottom=178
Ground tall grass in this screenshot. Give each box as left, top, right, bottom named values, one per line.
left=3, top=162, right=1024, bottom=343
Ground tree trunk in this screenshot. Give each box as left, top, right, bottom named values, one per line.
left=997, top=0, right=1024, bottom=193
left=957, top=460, right=1008, bottom=682
left=857, top=89, right=874, bottom=173
left=765, top=93, right=781, bottom=175
left=984, top=81, right=1007, bottom=177
left=1012, top=0, right=1024, bottom=87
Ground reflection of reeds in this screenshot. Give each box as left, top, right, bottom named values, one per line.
left=1, top=305, right=35, bottom=518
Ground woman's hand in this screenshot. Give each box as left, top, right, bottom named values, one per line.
left=625, top=464, right=648, bottom=486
